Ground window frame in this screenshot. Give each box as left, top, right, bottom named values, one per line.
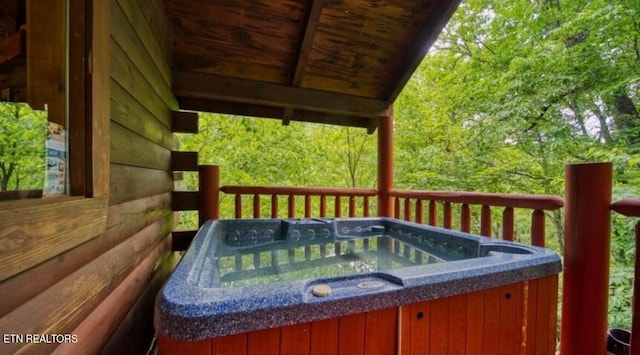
left=0, top=0, right=109, bottom=282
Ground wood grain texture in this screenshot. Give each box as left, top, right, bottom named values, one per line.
left=111, top=38, right=171, bottom=129
left=0, top=193, right=171, bottom=317
left=173, top=71, right=390, bottom=118
left=135, top=0, right=172, bottom=67
left=101, top=248, right=178, bottom=354
left=110, top=121, right=171, bottom=170
left=465, top=289, right=484, bottom=355
left=90, top=0, right=111, bottom=198
left=112, top=0, right=175, bottom=109
left=212, top=333, right=248, bottom=355
left=0, top=196, right=107, bottom=282
left=338, top=313, right=365, bottom=355
left=114, top=0, right=172, bottom=93
left=364, top=307, right=398, bottom=355
left=111, top=80, right=174, bottom=150
left=310, top=318, right=339, bottom=355
left=163, top=0, right=452, bottom=110
left=281, top=323, right=310, bottom=355
left=172, top=111, right=199, bottom=133
left=448, top=293, right=468, bottom=355
left=429, top=297, right=449, bottom=355
left=53, top=239, right=171, bottom=355
left=0, top=221, right=170, bottom=354
left=248, top=327, right=280, bottom=355
left=110, top=164, right=173, bottom=205
left=26, top=0, right=65, bottom=123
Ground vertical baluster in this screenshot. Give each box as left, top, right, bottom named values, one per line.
left=253, top=194, right=260, bottom=219
left=253, top=252, right=261, bottom=268
left=428, top=200, right=437, bottom=226
left=234, top=194, right=242, bottom=219
left=460, top=203, right=471, bottom=233
left=320, top=195, right=327, bottom=217
left=502, top=207, right=514, bottom=241
left=415, top=199, right=423, bottom=224
left=394, top=197, right=401, bottom=219
left=349, top=196, right=356, bottom=217
left=271, top=194, right=278, bottom=218
left=363, top=196, right=370, bottom=217
left=531, top=209, right=545, bottom=247
left=480, top=205, right=491, bottom=237
left=304, top=195, right=312, bottom=218
left=304, top=194, right=312, bottom=263
left=335, top=196, right=342, bottom=217
left=404, top=198, right=411, bottom=221
left=443, top=202, right=452, bottom=229
left=288, top=195, right=295, bottom=218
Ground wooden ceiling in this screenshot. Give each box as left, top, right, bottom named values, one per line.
left=163, top=0, right=461, bottom=131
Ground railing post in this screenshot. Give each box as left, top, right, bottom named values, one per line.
left=561, top=162, right=612, bottom=355
left=198, top=165, right=220, bottom=226
left=377, top=110, right=393, bottom=217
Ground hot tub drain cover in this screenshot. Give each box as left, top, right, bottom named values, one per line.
left=312, top=284, right=332, bottom=297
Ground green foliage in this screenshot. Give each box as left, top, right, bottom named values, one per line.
left=0, top=102, right=47, bottom=191
left=176, top=114, right=377, bottom=227
left=394, top=0, right=640, bottom=330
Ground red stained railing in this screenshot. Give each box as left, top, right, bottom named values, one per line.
left=219, top=186, right=378, bottom=219
left=214, top=185, right=565, bottom=248
left=389, top=189, right=564, bottom=247
left=611, top=198, right=640, bottom=355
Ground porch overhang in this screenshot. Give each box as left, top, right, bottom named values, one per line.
left=163, top=0, right=462, bottom=130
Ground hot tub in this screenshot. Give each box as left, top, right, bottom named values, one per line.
left=155, top=217, right=561, bottom=354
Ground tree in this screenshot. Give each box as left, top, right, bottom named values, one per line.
left=0, top=103, right=47, bottom=191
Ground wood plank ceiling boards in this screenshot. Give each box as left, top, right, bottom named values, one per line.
left=163, top=0, right=461, bottom=131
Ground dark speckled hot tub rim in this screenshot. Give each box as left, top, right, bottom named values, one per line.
left=155, top=217, right=562, bottom=340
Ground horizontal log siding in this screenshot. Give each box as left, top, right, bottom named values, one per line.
left=0, top=193, right=171, bottom=317
left=99, top=0, right=177, bottom=352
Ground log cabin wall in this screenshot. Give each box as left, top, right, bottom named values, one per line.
left=0, top=0, right=177, bottom=354
left=99, top=0, right=178, bottom=352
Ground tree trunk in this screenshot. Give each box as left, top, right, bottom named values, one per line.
left=610, top=87, right=640, bottom=146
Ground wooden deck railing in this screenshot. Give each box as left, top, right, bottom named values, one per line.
left=611, top=198, right=640, bottom=354
left=389, top=189, right=564, bottom=247
left=219, top=186, right=378, bottom=219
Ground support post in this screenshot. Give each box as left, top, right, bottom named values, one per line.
left=199, top=165, right=220, bottom=226
left=377, top=111, right=393, bottom=217
left=561, top=162, right=612, bottom=355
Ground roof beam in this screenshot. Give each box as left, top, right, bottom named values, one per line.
left=173, top=71, right=391, bottom=118
left=385, top=0, right=463, bottom=102
left=290, top=0, right=324, bottom=87
left=177, top=96, right=376, bottom=131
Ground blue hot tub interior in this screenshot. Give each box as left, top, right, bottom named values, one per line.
left=190, top=218, right=483, bottom=288
left=156, top=217, right=561, bottom=340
